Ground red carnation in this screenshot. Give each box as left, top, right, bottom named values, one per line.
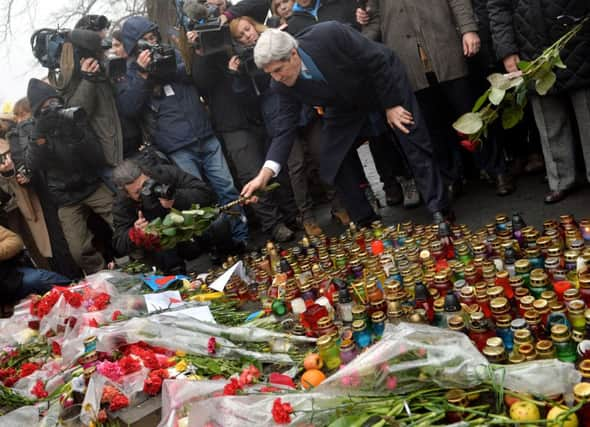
left=108, top=393, right=129, bottom=412
left=64, top=291, right=82, bottom=308
left=222, top=378, right=242, bottom=396
left=151, top=369, right=169, bottom=380
left=20, top=362, right=39, bottom=378
left=51, top=341, right=62, bottom=356
left=97, top=409, right=108, bottom=423
left=88, top=318, right=99, bottom=328
left=3, top=376, right=18, bottom=387
left=143, top=374, right=163, bottom=396
left=207, top=337, right=217, bottom=355
left=92, top=293, right=111, bottom=311
left=118, top=356, right=141, bottom=375
left=272, top=398, right=293, bottom=424
left=31, top=380, right=48, bottom=399
left=0, top=367, right=16, bottom=380
left=111, top=310, right=123, bottom=321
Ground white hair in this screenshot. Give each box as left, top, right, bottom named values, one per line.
left=254, top=29, right=299, bottom=69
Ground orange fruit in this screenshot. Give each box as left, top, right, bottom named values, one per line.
left=303, top=353, right=323, bottom=371
left=301, top=369, right=326, bottom=390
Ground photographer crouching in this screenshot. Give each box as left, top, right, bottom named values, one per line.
left=111, top=160, right=233, bottom=273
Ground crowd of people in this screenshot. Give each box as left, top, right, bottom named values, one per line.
left=0, top=0, right=588, bottom=310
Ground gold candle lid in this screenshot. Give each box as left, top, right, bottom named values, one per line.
left=574, top=382, right=590, bottom=399
left=535, top=340, right=553, bottom=353
left=316, top=334, right=333, bottom=349
left=448, top=315, right=465, bottom=330
left=351, top=319, right=366, bottom=332
left=550, top=324, right=571, bottom=342
left=495, top=314, right=512, bottom=328
left=514, top=329, right=532, bottom=342
left=532, top=299, right=549, bottom=312
left=486, top=286, right=504, bottom=299
left=483, top=345, right=505, bottom=359
left=490, top=297, right=509, bottom=311
left=371, top=311, right=386, bottom=323
left=509, top=352, right=525, bottom=364
left=568, top=299, right=586, bottom=314
left=486, top=337, right=504, bottom=349
left=445, top=389, right=467, bottom=405
left=579, top=360, right=590, bottom=377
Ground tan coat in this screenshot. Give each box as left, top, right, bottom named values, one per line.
left=364, top=0, right=478, bottom=91
left=0, top=225, right=24, bottom=261
left=0, top=139, right=52, bottom=258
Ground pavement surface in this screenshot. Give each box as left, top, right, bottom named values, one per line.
left=189, top=143, right=590, bottom=272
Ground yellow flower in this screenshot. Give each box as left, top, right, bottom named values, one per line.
left=89, top=422, right=96, bottom=427
left=176, top=350, right=187, bottom=357
left=187, top=374, right=203, bottom=381
left=175, top=360, right=188, bottom=372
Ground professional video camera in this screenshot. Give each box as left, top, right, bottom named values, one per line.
left=70, top=29, right=127, bottom=80
left=141, top=178, right=176, bottom=201
left=31, top=28, right=126, bottom=80
left=136, top=40, right=177, bottom=80
left=176, top=0, right=232, bottom=55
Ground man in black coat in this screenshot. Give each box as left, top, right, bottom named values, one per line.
left=241, top=22, right=450, bottom=224
left=488, top=0, right=590, bottom=204
left=111, top=159, right=227, bottom=272
left=26, top=78, right=113, bottom=275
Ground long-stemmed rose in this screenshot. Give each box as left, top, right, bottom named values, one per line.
left=453, top=17, right=589, bottom=148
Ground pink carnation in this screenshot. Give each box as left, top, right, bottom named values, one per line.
left=97, top=360, right=124, bottom=382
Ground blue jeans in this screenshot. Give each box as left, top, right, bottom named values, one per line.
left=15, top=267, right=71, bottom=300
left=169, top=135, right=249, bottom=243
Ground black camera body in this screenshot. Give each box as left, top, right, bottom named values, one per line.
left=136, top=40, right=177, bottom=80
left=236, top=46, right=258, bottom=76
left=42, top=101, right=87, bottom=123
left=141, top=178, right=176, bottom=201
left=177, top=0, right=232, bottom=55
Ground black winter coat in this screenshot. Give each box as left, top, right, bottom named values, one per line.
left=285, top=0, right=359, bottom=36
left=26, top=117, right=106, bottom=206
left=112, top=164, right=216, bottom=256
left=488, top=0, right=590, bottom=92
left=192, top=51, right=265, bottom=133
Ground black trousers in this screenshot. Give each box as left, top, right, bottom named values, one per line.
left=221, top=127, right=294, bottom=232
left=416, top=76, right=507, bottom=181
left=369, top=132, right=411, bottom=193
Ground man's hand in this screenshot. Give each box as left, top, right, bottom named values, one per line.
left=386, top=106, right=415, bottom=134
left=159, top=198, right=175, bottom=209
left=16, top=173, right=30, bottom=185
left=228, top=56, right=241, bottom=72
left=80, top=58, right=100, bottom=75
left=134, top=210, right=149, bottom=231
left=240, top=168, right=274, bottom=203
left=136, top=50, right=152, bottom=79
left=356, top=8, right=370, bottom=25
left=219, top=14, right=228, bottom=26
left=503, top=53, right=521, bottom=73
left=187, top=31, right=199, bottom=44
left=0, top=154, right=14, bottom=174
left=462, top=32, right=481, bottom=57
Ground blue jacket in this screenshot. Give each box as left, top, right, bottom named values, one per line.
left=115, top=16, right=213, bottom=154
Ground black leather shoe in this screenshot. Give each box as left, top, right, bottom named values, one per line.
left=384, top=183, right=403, bottom=206
left=544, top=190, right=567, bottom=204
left=496, top=174, right=515, bottom=196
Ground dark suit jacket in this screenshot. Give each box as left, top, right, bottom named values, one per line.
left=265, top=21, right=411, bottom=183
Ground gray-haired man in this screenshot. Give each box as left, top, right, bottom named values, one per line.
left=241, top=22, right=451, bottom=224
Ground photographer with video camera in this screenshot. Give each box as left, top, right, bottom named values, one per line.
left=25, top=78, right=113, bottom=275
left=115, top=16, right=250, bottom=250
left=49, top=15, right=125, bottom=188
left=112, top=160, right=228, bottom=272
